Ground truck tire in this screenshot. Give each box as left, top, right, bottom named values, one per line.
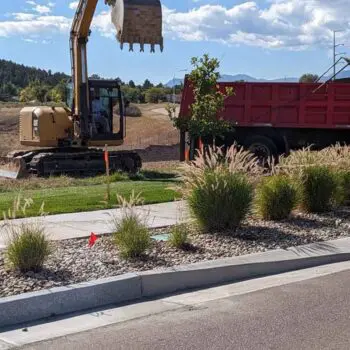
left=244, top=135, right=278, bottom=163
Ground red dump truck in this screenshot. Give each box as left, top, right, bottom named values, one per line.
left=179, top=79, right=350, bottom=160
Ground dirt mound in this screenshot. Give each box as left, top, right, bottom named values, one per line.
left=114, top=103, right=142, bottom=117
left=136, top=144, right=179, bottom=163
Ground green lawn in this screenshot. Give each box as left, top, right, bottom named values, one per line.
left=0, top=180, right=178, bottom=218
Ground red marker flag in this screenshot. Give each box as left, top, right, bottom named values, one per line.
left=88, top=232, right=98, bottom=248
left=104, top=149, right=109, bottom=168
left=198, top=137, right=204, bottom=152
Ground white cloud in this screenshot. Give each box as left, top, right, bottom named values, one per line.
left=0, top=15, right=70, bottom=37
left=4, top=0, right=349, bottom=51
left=22, top=37, right=52, bottom=44
left=22, top=38, right=38, bottom=43
left=162, top=1, right=350, bottom=50
left=12, top=13, right=36, bottom=21
left=92, top=11, right=115, bottom=38
left=33, top=5, right=51, bottom=14
left=25, top=1, right=53, bottom=14
left=69, top=1, right=79, bottom=10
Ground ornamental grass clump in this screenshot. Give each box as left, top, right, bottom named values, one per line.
left=181, top=145, right=259, bottom=232
left=299, top=166, right=337, bottom=213
left=334, top=170, right=350, bottom=206
left=276, top=147, right=341, bottom=213
left=255, top=175, right=297, bottom=220
left=3, top=196, right=50, bottom=273
left=6, top=224, right=51, bottom=273
left=112, top=192, right=151, bottom=259
left=169, top=223, right=190, bottom=250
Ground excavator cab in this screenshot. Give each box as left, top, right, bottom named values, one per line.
left=66, top=79, right=126, bottom=145
left=87, top=79, right=126, bottom=145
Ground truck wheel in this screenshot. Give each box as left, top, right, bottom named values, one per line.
left=244, top=136, right=278, bottom=164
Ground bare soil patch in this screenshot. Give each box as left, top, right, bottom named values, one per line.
left=0, top=107, right=21, bottom=156
left=0, top=103, right=179, bottom=163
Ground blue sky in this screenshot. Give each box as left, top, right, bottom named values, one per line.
left=1, top=0, right=349, bottom=84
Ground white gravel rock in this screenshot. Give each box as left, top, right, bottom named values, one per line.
left=1, top=207, right=350, bottom=297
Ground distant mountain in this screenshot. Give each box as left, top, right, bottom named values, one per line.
left=218, top=74, right=299, bottom=83
left=165, top=70, right=350, bottom=85
left=165, top=78, right=183, bottom=88
left=219, top=74, right=259, bottom=82
left=270, top=77, right=299, bottom=83
left=164, top=74, right=300, bottom=85
left=332, top=70, right=350, bottom=80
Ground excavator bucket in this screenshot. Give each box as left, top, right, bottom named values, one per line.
left=0, top=157, right=28, bottom=179
left=108, top=0, right=163, bottom=52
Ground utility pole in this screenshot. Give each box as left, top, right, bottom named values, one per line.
left=333, top=30, right=344, bottom=80
left=173, top=69, right=188, bottom=104
left=173, top=74, right=176, bottom=104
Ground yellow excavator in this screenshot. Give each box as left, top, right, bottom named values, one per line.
left=0, top=0, right=163, bottom=179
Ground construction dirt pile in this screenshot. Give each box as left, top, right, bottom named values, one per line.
left=0, top=107, right=21, bottom=156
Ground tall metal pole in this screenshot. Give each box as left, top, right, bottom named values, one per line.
left=173, top=69, right=188, bottom=104
left=333, top=31, right=336, bottom=81
left=173, top=75, right=176, bottom=103
left=333, top=30, right=344, bottom=81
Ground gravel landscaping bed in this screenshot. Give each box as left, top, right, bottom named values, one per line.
left=1, top=207, right=350, bottom=298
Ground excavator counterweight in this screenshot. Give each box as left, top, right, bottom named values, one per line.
left=108, top=0, right=163, bottom=52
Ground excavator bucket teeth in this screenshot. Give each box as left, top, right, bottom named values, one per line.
left=0, top=157, right=28, bottom=179
left=108, top=0, right=163, bottom=52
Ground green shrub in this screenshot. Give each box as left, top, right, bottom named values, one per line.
left=169, top=224, right=190, bottom=249
left=334, top=170, right=350, bottom=206
left=341, top=171, right=350, bottom=204
left=128, top=172, right=146, bottom=181
left=109, top=172, right=129, bottom=183
left=6, top=224, right=51, bottom=273
left=255, top=175, right=297, bottom=220
left=113, top=212, right=151, bottom=259
left=299, top=166, right=337, bottom=213
left=187, top=170, right=253, bottom=231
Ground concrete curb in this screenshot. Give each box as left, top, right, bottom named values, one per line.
left=2, top=237, right=350, bottom=328
left=0, top=274, right=141, bottom=328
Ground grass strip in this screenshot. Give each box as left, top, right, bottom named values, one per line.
left=0, top=181, right=177, bottom=218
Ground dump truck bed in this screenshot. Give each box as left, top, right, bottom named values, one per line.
left=180, top=80, right=350, bottom=129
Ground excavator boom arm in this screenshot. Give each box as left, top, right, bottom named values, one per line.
left=70, top=0, right=98, bottom=137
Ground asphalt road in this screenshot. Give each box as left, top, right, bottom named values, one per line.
left=19, top=270, right=350, bottom=350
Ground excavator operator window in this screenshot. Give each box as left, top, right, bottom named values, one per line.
left=66, top=82, right=74, bottom=110
left=90, top=87, right=118, bottom=136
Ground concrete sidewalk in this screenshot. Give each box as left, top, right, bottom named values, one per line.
left=0, top=201, right=187, bottom=248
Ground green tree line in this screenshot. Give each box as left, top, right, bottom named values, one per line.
left=0, top=59, right=183, bottom=103
left=0, top=59, right=69, bottom=102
